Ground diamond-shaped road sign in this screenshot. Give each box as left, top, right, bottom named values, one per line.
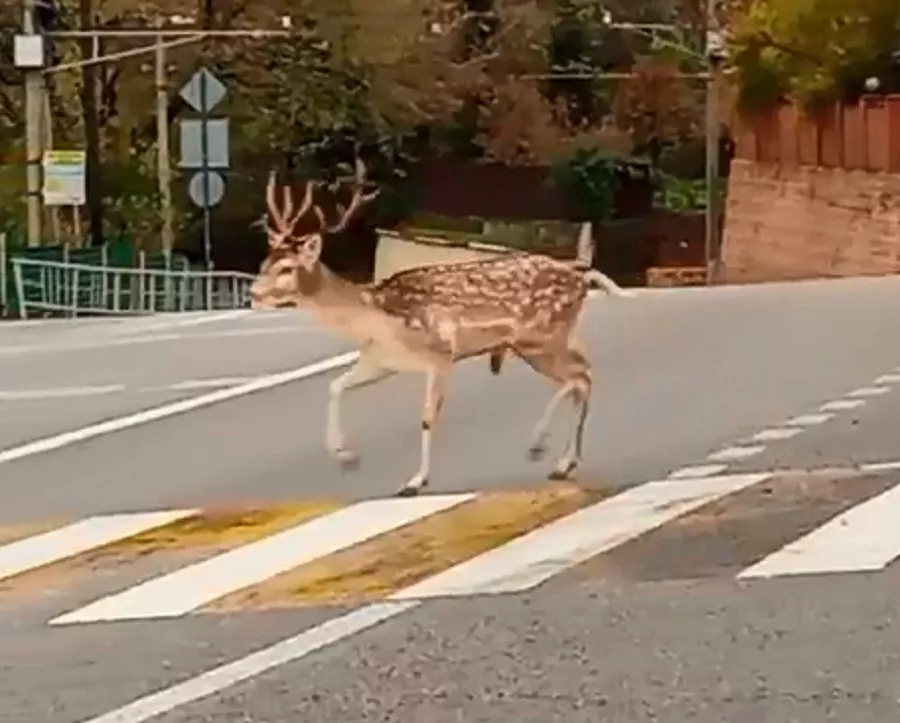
left=179, top=68, right=227, bottom=113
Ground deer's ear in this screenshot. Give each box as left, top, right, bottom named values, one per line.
left=297, top=234, right=322, bottom=270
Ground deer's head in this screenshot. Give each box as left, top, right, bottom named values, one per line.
left=249, top=158, right=378, bottom=310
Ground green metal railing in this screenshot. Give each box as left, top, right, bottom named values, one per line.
left=0, top=232, right=251, bottom=319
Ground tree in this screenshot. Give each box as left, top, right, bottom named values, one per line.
left=728, top=0, right=900, bottom=110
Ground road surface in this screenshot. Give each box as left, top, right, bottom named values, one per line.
left=1, top=275, right=900, bottom=723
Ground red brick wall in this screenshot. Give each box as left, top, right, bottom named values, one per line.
left=720, top=159, right=900, bottom=282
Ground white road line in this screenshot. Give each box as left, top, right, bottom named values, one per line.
left=0, top=351, right=359, bottom=467
left=78, top=601, right=419, bottom=723
left=168, top=377, right=256, bottom=391
left=873, top=373, right=900, bottom=384
left=845, top=386, right=891, bottom=398
left=750, top=428, right=802, bottom=442
left=784, top=412, right=834, bottom=427
left=74, top=472, right=773, bottom=723
left=105, top=310, right=252, bottom=335
left=0, top=385, right=125, bottom=401
left=737, top=481, right=900, bottom=579
left=860, top=460, right=900, bottom=473
left=0, top=325, right=310, bottom=356
left=390, top=473, right=771, bottom=599
left=666, top=463, right=727, bottom=479
left=51, top=494, right=473, bottom=624
left=0, top=510, right=197, bottom=583
left=819, top=399, right=866, bottom=412
left=706, top=445, right=766, bottom=462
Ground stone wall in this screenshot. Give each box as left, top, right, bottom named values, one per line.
left=719, top=159, right=900, bottom=283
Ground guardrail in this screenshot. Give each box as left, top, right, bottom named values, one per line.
left=11, top=257, right=255, bottom=319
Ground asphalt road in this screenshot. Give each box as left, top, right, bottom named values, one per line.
left=2, top=275, right=900, bottom=723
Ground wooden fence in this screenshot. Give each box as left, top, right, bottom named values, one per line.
left=733, top=95, right=900, bottom=171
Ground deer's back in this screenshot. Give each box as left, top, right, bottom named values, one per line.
left=370, top=253, right=588, bottom=325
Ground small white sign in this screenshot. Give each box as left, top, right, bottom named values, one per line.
left=13, top=35, right=44, bottom=69
left=178, top=118, right=230, bottom=169
left=188, top=171, right=225, bottom=208
left=42, top=150, right=86, bottom=206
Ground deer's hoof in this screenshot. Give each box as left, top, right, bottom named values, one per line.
left=527, top=442, right=547, bottom=461
left=331, top=448, right=360, bottom=470
left=548, top=460, right=577, bottom=481
left=396, top=485, right=421, bottom=497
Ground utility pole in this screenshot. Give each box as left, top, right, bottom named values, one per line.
left=155, top=26, right=174, bottom=253
left=79, top=0, right=103, bottom=247
left=704, top=4, right=725, bottom=284
left=22, top=0, right=44, bottom=247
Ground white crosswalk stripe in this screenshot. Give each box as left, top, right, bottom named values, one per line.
left=1, top=469, right=900, bottom=629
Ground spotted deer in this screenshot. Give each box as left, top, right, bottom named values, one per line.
left=249, top=158, right=633, bottom=496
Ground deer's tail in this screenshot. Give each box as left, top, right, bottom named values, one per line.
left=583, top=269, right=636, bottom=298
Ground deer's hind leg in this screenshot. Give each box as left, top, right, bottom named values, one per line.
left=514, top=338, right=593, bottom=480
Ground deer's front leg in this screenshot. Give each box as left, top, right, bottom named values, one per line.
left=398, top=365, right=450, bottom=496
left=327, top=356, right=395, bottom=469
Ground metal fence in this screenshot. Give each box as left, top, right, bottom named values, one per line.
left=0, top=232, right=203, bottom=317
left=11, top=257, right=254, bottom=318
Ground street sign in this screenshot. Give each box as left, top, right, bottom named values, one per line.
left=178, top=119, right=229, bottom=169
left=188, top=171, right=225, bottom=208
left=179, top=68, right=227, bottom=113
left=42, top=150, right=86, bottom=206
left=177, top=66, right=230, bottom=264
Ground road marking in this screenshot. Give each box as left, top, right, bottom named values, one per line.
left=750, top=428, right=801, bottom=442
left=168, top=377, right=256, bottom=390
left=784, top=412, right=834, bottom=427
left=845, top=385, right=891, bottom=398
left=0, top=351, right=359, bottom=467
left=0, top=385, right=126, bottom=400
left=0, top=510, right=197, bottom=583
left=0, top=325, right=311, bottom=356
left=50, top=494, right=473, bottom=624
left=0, top=378, right=267, bottom=400
left=390, top=473, right=770, bottom=599
left=706, top=445, right=765, bottom=462
left=667, top=463, right=727, bottom=479
left=105, top=310, right=252, bottom=335
left=737, top=481, right=900, bottom=579
left=77, top=600, right=419, bottom=723
left=873, top=373, right=900, bottom=384
left=819, top=399, right=865, bottom=411
left=74, top=473, right=768, bottom=723
left=860, top=460, right=900, bottom=473
left=207, top=484, right=596, bottom=610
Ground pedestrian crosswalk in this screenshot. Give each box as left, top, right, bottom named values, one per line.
left=2, top=468, right=900, bottom=628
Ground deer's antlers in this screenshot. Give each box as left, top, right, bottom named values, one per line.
left=261, top=157, right=379, bottom=248
left=316, top=157, right=380, bottom=234
left=264, top=171, right=314, bottom=248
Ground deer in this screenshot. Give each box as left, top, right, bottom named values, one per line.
left=249, top=158, right=634, bottom=497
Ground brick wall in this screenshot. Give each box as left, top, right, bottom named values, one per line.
left=719, top=159, right=900, bottom=282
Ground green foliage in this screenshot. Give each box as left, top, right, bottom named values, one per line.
left=729, top=0, right=900, bottom=111
left=547, top=146, right=626, bottom=221
left=651, top=171, right=727, bottom=212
